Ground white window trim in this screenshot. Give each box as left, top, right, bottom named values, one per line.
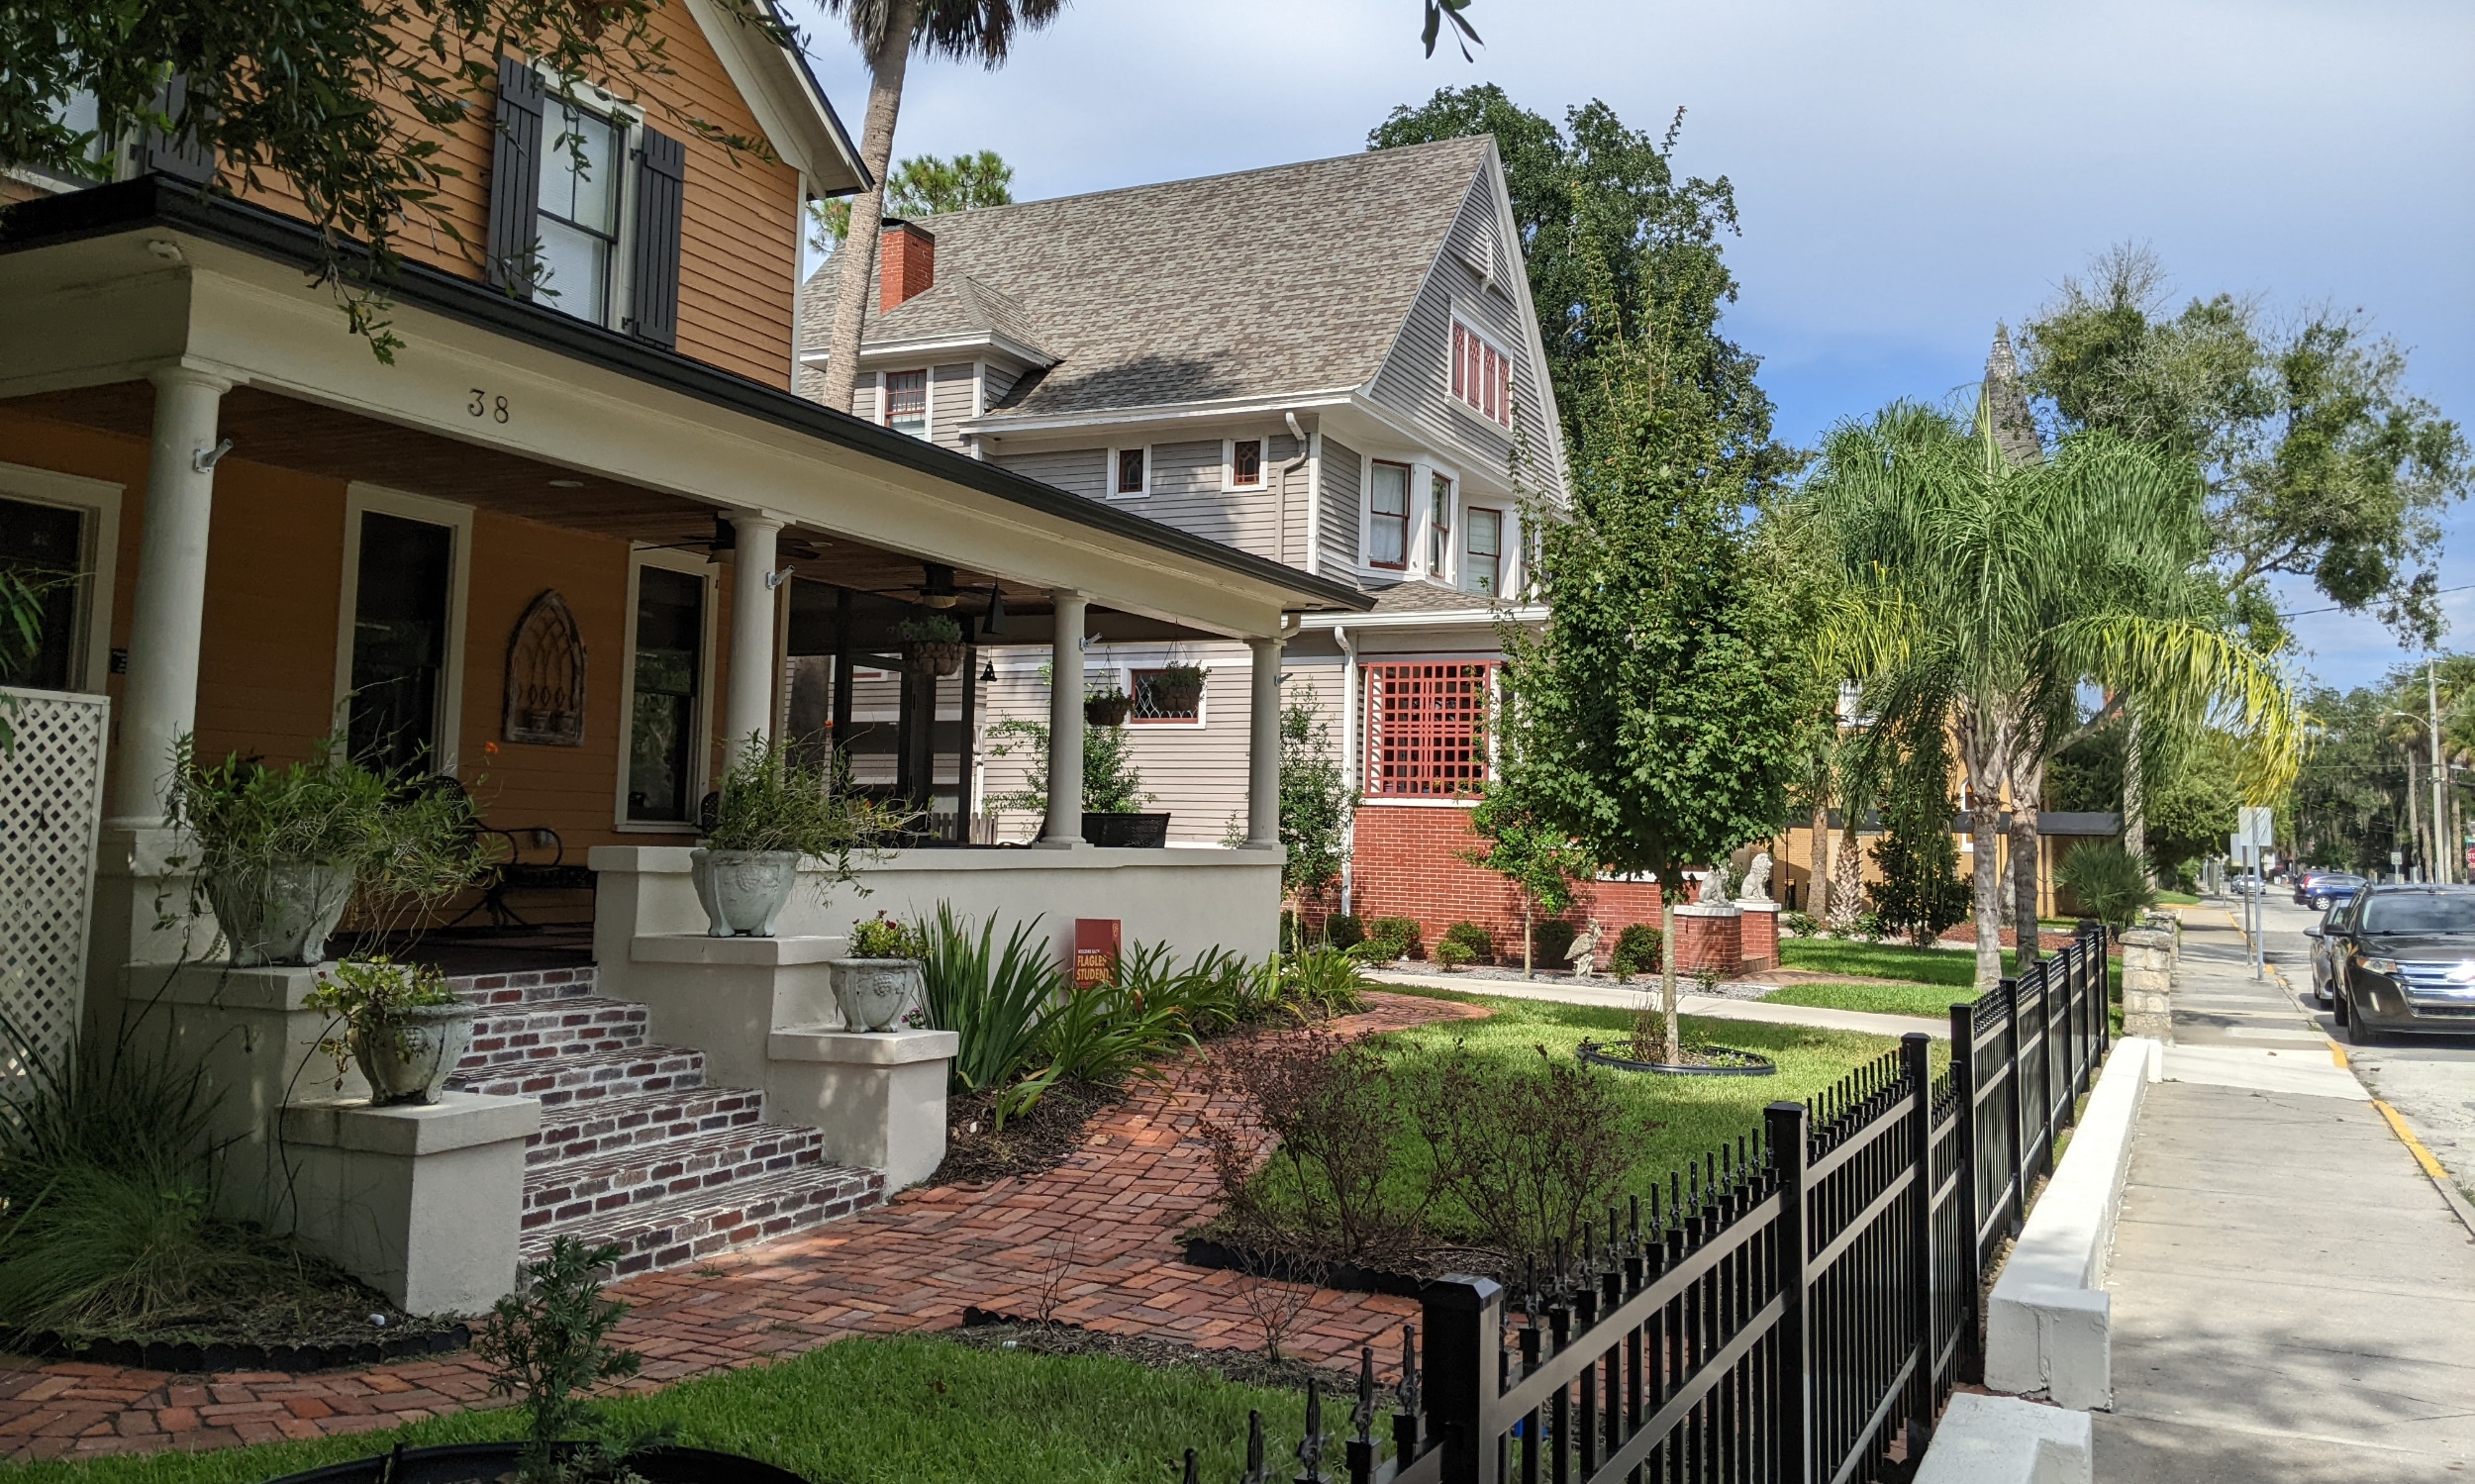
left=1363, top=454, right=1413, bottom=571
left=880, top=365, right=932, bottom=438
left=0, top=460, right=122, bottom=696
left=1221, top=434, right=1271, bottom=494
left=613, top=545, right=720, bottom=833
left=1447, top=311, right=1516, bottom=430
left=1121, top=660, right=1211, bottom=730
left=529, top=63, right=645, bottom=334
left=1107, top=444, right=1151, bottom=500
left=333, top=484, right=475, bottom=775
left=1463, top=502, right=1507, bottom=597
left=1422, top=461, right=1461, bottom=583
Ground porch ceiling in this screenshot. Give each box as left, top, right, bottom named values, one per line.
left=0, top=379, right=1227, bottom=641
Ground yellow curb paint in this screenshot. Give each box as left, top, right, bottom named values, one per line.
left=2327, top=1040, right=2349, bottom=1069
left=2373, top=1099, right=2453, bottom=1184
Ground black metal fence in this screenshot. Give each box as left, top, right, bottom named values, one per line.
left=1186, top=924, right=2114, bottom=1484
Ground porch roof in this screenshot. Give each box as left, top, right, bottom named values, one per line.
left=0, top=178, right=1374, bottom=631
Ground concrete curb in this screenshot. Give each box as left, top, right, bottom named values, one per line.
left=1913, top=1394, right=2092, bottom=1484
left=1984, top=1036, right=2163, bottom=1410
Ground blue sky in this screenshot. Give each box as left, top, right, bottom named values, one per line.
left=785, top=0, right=2473, bottom=691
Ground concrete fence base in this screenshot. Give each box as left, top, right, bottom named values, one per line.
left=1914, top=1394, right=2093, bottom=1484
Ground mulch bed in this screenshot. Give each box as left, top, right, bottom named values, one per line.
left=931, top=1079, right=1125, bottom=1186
left=947, top=1314, right=1403, bottom=1409
left=1, top=1266, right=472, bottom=1374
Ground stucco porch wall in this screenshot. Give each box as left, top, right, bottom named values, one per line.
left=591, top=843, right=1283, bottom=982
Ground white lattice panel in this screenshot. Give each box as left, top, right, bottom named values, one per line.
left=0, top=687, right=108, bottom=1084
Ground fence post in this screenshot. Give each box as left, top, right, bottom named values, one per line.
left=2001, top=977, right=2026, bottom=1235
left=1422, top=1276, right=1502, bottom=1484
left=1946, top=1002, right=1983, bottom=1384
left=2039, top=958, right=2064, bottom=1155
left=1901, top=1033, right=1937, bottom=1458
left=1765, top=1101, right=1812, bottom=1484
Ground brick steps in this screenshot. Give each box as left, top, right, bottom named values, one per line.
left=439, top=964, right=879, bottom=1277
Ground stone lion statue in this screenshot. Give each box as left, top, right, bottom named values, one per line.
left=1739, top=851, right=1774, bottom=904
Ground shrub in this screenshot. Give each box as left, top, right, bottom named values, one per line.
left=1433, top=939, right=1474, bottom=970
left=1322, top=913, right=1365, bottom=952
left=1533, top=919, right=1579, bottom=967
left=1412, top=1041, right=1642, bottom=1262
left=475, top=1237, right=645, bottom=1484
left=2055, top=841, right=2158, bottom=932
left=849, top=913, right=926, bottom=959
left=1349, top=916, right=1421, bottom=961
left=707, top=736, right=913, bottom=868
left=1280, top=947, right=1370, bottom=1019
left=1608, top=922, right=1663, bottom=979
left=1780, top=909, right=1818, bottom=938
left=1439, top=922, right=1495, bottom=964
left=1206, top=1032, right=1425, bottom=1259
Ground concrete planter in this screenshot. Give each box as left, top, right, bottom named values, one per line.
left=690, top=847, right=798, bottom=938
left=351, top=1001, right=478, bottom=1106
left=204, top=860, right=354, bottom=966
left=830, top=957, right=920, bottom=1032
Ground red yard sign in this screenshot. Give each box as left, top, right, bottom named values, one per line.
left=1072, top=919, right=1122, bottom=989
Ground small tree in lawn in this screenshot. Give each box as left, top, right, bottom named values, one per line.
left=1498, top=202, right=1807, bottom=1063
left=1277, top=700, right=1355, bottom=938
left=1463, top=776, right=1585, bottom=978
left=1862, top=693, right=1971, bottom=946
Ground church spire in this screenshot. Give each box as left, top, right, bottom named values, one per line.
left=1981, top=323, right=2042, bottom=466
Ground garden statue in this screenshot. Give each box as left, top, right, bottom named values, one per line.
left=1567, top=917, right=1604, bottom=976
left=1700, top=862, right=1732, bottom=907
left=1740, top=851, right=1774, bottom=904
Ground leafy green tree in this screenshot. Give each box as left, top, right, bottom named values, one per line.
left=0, top=0, right=779, bottom=358
left=983, top=717, right=1149, bottom=822
left=1862, top=707, right=1970, bottom=946
left=1497, top=221, right=1808, bottom=1059
left=1274, top=699, right=1354, bottom=908
left=1461, top=785, right=1587, bottom=978
left=1369, top=88, right=1797, bottom=497
left=1802, top=402, right=2306, bottom=988
left=809, top=149, right=1014, bottom=251
left=2023, top=245, right=2470, bottom=643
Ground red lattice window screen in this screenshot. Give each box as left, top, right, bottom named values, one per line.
left=1364, top=661, right=1494, bottom=797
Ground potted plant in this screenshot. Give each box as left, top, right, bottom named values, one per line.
left=1084, top=683, right=1133, bottom=728
left=833, top=914, right=923, bottom=1032
left=693, top=737, right=910, bottom=939
left=165, top=733, right=491, bottom=966
left=895, top=613, right=964, bottom=677
left=303, top=956, right=476, bottom=1105
left=1147, top=660, right=1207, bottom=716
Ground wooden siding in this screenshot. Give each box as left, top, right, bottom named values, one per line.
left=983, top=360, right=1023, bottom=408
left=1146, top=439, right=1268, bottom=557
left=226, top=7, right=802, bottom=388
left=992, top=446, right=1106, bottom=501
left=1318, top=436, right=1361, bottom=573
left=930, top=362, right=976, bottom=448
left=1364, top=173, right=1553, bottom=483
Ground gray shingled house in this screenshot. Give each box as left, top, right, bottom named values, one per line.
left=796, top=136, right=1571, bottom=922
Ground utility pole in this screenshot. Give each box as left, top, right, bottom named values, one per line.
left=2432, top=661, right=2453, bottom=885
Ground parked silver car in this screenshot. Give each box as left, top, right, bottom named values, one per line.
left=2315, top=885, right=2475, bottom=1042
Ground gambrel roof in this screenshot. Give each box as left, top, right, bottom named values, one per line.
left=800, top=137, right=1498, bottom=418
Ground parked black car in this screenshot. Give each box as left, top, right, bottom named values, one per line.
left=2312, top=884, right=2475, bottom=1042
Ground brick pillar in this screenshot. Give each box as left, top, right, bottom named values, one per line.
left=1674, top=904, right=1742, bottom=978
left=1738, top=902, right=1779, bottom=972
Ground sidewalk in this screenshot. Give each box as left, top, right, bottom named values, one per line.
left=1364, top=969, right=1950, bottom=1039
left=2096, top=907, right=2475, bottom=1481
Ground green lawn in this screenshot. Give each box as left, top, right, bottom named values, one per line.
left=1246, top=992, right=1928, bottom=1249
left=1761, top=981, right=1973, bottom=1019
left=0, top=1336, right=1311, bottom=1484
left=1777, top=939, right=2122, bottom=996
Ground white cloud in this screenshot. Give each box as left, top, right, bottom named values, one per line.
left=785, top=0, right=2474, bottom=683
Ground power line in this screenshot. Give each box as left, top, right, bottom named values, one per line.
left=2277, top=583, right=2475, bottom=619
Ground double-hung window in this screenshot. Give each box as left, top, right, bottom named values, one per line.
left=1369, top=461, right=1411, bottom=569
left=1451, top=321, right=1513, bottom=428
left=536, top=98, right=627, bottom=326
left=1429, top=473, right=1454, bottom=576
left=883, top=370, right=928, bottom=437
left=1465, top=507, right=1503, bottom=595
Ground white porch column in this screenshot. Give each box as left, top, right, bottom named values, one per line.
left=108, top=366, right=231, bottom=824
left=1246, top=634, right=1284, bottom=847
left=722, top=511, right=783, bottom=756
left=1039, top=589, right=1087, bottom=847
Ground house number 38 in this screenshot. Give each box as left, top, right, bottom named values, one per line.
left=468, top=389, right=511, bottom=423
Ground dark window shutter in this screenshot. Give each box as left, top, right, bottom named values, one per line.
left=486, top=56, right=545, bottom=297
left=140, top=73, right=217, bottom=184
left=626, top=127, right=685, bottom=348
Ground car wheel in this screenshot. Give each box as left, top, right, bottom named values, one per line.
left=2310, top=895, right=2327, bottom=910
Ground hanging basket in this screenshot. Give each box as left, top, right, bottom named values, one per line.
left=1084, top=694, right=1133, bottom=728
left=1148, top=666, right=1206, bottom=715
left=903, top=640, right=965, bottom=677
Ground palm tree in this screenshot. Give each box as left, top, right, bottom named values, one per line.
left=813, top=0, right=1064, bottom=417
left=1803, top=402, right=2304, bottom=989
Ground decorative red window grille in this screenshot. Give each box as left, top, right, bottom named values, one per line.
left=1364, top=661, right=1494, bottom=797
left=1451, top=322, right=1512, bottom=428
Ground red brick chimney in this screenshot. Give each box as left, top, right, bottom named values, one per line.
left=879, top=219, right=936, bottom=313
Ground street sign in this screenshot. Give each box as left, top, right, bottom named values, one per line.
left=2238, top=806, right=2273, bottom=847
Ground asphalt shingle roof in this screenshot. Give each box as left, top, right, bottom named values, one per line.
left=799, top=137, right=1493, bottom=420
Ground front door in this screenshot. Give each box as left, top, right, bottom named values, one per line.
left=0, top=494, right=87, bottom=691
left=346, top=510, right=455, bottom=774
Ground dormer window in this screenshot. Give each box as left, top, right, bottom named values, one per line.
left=1228, top=439, right=1263, bottom=489
left=1114, top=446, right=1149, bottom=497
left=883, top=369, right=928, bottom=438
left=1451, top=320, right=1512, bottom=429
left=537, top=98, right=627, bottom=325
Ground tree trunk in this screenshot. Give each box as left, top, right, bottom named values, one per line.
left=1972, top=802, right=2003, bottom=990
left=1523, top=903, right=1534, bottom=980
left=2123, top=698, right=2147, bottom=875
left=1659, top=889, right=1681, bottom=1063
left=1829, top=820, right=1861, bottom=927
left=2010, top=761, right=2042, bottom=964
left=1808, top=802, right=1831, bottom=918
left=817, top=0, right=920, bottom=416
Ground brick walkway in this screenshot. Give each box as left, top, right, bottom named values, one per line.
left=0, top=992, right=1487, bottom=1462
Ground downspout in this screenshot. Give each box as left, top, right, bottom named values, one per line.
left=1279, top=411, right=1311, bottom=568
left=1336, top=622, right=1358, bottom=918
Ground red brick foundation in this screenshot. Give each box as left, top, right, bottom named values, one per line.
left=1673, top=908, right=1742, bottom=978
left=1347, top=805, right=1700, bottom=971
left=1737, top=905, right=1779, bottom=971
